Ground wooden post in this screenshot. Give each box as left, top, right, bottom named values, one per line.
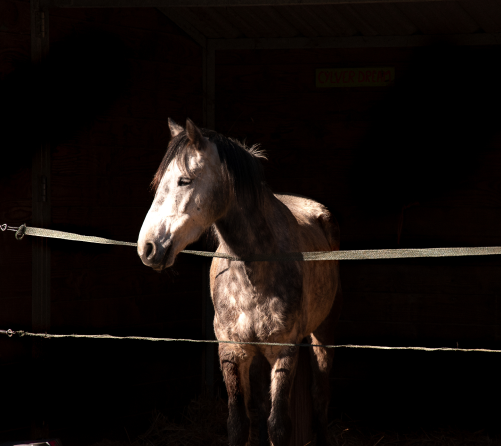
left=202, top=258, right=215, bottom=397
left=206, top=43, right=215, bottom=130
left=31, top=0, right=51, bottom=439
left=203, top=44, right=216, bottom=396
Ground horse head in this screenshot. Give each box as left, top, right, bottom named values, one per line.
left=137, top=118, right=228, bottom=271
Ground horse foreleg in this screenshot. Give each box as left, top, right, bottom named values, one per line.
left=268, top=345, right=299, bottom=446
left=220, top=345, right=251, bottom=446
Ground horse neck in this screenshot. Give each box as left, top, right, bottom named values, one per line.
left=213, top=189, right=287, bottom=260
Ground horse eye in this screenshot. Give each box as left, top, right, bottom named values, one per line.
left=178, top=177, right=192, bottom=186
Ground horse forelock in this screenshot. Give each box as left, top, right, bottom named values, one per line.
left=151, top=132, right=189, bottom=193
left=151, top=129, right=266, bottom=206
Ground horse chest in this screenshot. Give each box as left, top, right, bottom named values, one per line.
left=212, top=264, right=299, bottom=342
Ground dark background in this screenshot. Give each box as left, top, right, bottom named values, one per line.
left=1, top=1, right=500, bottom=443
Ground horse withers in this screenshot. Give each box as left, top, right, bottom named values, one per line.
left=138, top=118, right=342, bottom=446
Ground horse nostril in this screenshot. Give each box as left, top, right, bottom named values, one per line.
left=145, top=242, right=156, bottom=260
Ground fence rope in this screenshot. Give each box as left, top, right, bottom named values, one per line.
left=0, top=329, right=499, bottom=353
left=3, top=224, right=501, bottom=353
left=4, top=223, right=501, bottom=261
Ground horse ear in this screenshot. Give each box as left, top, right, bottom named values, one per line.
left=168, top=118, right=183, bottom=137
left=185, top=118, right=205, bottom=150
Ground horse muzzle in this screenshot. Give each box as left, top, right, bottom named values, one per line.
left=138, top=239, right=174, bottom=270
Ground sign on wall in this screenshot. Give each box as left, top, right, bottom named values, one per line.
left=316, top=67, right=395, bottom=87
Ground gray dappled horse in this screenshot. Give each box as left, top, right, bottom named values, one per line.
left=138, top=119, right=342, bottom=446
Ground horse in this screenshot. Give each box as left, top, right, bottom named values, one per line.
left=137, top=118, right=342, bottom=446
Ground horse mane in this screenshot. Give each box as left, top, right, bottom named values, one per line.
left=151, top=128, right=267, bottom=207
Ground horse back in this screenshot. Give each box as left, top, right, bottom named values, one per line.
left=274, top=193, right=339, bottom=252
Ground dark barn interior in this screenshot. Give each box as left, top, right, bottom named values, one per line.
left=1, top=0, right=501, bottom=444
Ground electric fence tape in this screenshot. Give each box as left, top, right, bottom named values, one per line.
left=4, top=223, right=501, bottom=261
left=2, top=223, right=501, bottom=353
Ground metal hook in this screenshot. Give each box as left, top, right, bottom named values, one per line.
left=15, top=224, right=26, bottom=240
left=0, top=224, right=6, bottom=232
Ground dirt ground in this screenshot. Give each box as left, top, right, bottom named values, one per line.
left=88, top=394, right=501, bottom=446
